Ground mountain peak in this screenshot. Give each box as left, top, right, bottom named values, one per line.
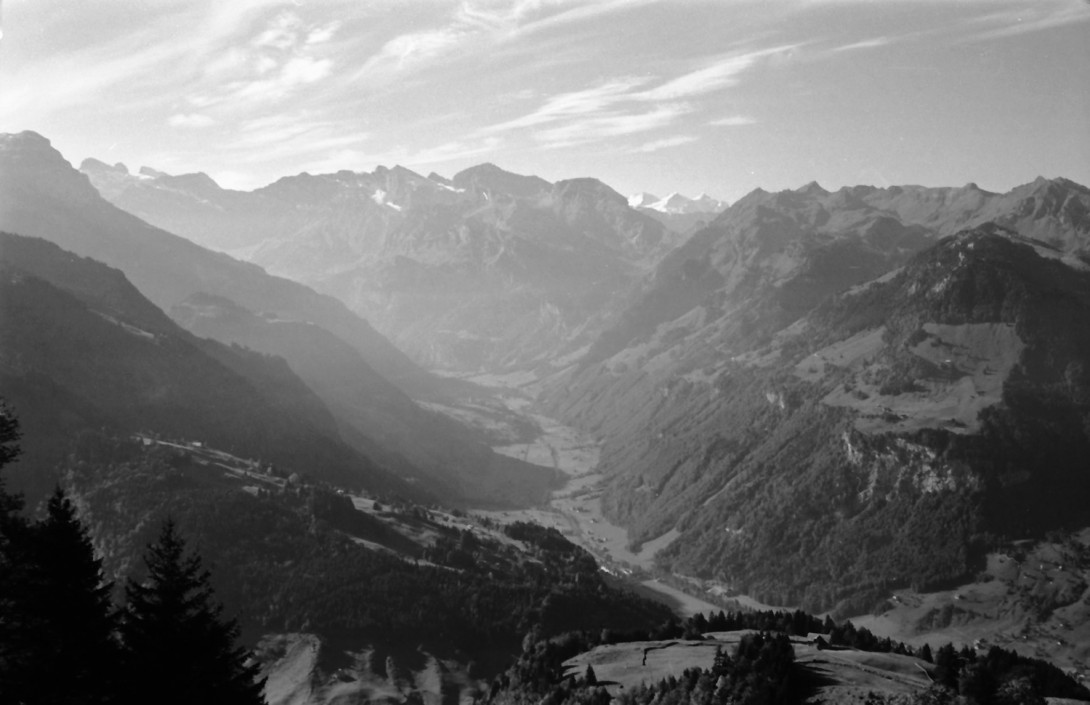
left=0, top=130, right=54, bottom=152
left=79, top=158, right=129, bottom=175
left=553, top=177, right=626, bottom=205
left=0, top=130, right=100, bottom=204
left=0, top=131, right=70, bottom=168
left=158, top=170, right=222, bottom=193
left=628, top=192, right=660, bottom=208
left=452, top=162, right=550, bottom=199
left=645, top=191, right=726, bottom=214
left=1026, top=175, right=1088, bottom=195
left=796, top=180, right=827, bottom=196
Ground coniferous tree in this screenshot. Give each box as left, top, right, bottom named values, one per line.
left=933, top=643, right=961, bottom=690
left=919, top=642, right=934, bottom=664
left=0, top=400, right=30, bottom=704
left=0, top=399, right=20, bottom=472
left=0, top=399, right=23, bottom=530
left=0, top=489, right=121, bottom=704
left=0, top=400, right=119, bottom=705
left=120, top=520, right=265, bottom=705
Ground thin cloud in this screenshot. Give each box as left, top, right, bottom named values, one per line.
left=709, top=115, right=756, bottom=127
left=474, top=40, right=795, bottom=151
left=348, top=1, right=519, bottom=83
left=534, top=103, right=694, bottom=148
left=230, top=131, right=373, bottom=165
left=306, top=21, right=343, bottom=45
left=296, top=136, right=505, bottom=175
left=168, top=113, right=216, bottom=129
left=480, top=77, right=651, bottom=134
left=223, top=110, right=370, bottom=163
left=188, top=11, right=339, bottom=112
left=627, top=135, right=699, bottom=153
left=832, top=36, right=893, bottom=52
left=635, top=46, right=799, bottom=102
left=349, top=0, right=663, bottom=86
left=960, top=1, right=1090, bottom=42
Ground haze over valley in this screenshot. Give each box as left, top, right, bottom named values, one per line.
left=1, top=1, right=1089, bottom=703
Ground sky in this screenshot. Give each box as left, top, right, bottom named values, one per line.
left=0, top=0, right=1087, bottom=202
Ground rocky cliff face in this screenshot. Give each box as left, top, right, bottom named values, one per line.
left=541, top=180, right=1090, bottom=612
left=81, top=160, right=683, bottom=371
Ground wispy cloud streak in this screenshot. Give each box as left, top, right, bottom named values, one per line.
left=627, top=135, right=698, bottom=153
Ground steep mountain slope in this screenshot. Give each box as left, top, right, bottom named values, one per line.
left=0, top=232, right=416, bottom=501
left=2, top=131, right=560, bottom=506
left=576, top=179, right=1090, bottom=372
left=170, top=293, right=557, bottom=506
left=57, top=433, right=674, bottom=691
left=81, top=158, right=681, bottom=370
left=543, top=179, right=1090, bottom=613
left=1, top=131, right=422, bottom=389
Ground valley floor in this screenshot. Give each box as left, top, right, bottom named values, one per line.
left=431, top=369, right=1090, bottom=687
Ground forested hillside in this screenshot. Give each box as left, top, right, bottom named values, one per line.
left=542, top=180, right=1090, bottom=613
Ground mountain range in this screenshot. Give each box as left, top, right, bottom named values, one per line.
left=73, top=133, right=1090, bottom=614
left=627, top=191, right=728, bottom=233
left=542, top=176, right=1090, bottom=611
left=13, top=125, right=1090, bottom=622
left=81, top=158, right=685, bottom=371
left=0, top=131, right=554, bottom=507
left=0, top=231, right=414, bottom=501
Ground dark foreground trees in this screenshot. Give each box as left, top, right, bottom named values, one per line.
left=121, top=520, right=265, bottom=705
left=0, top=489, right=122, bottom=705
left=1, top=500, right=265, bottom=705
left=0, top=399, right=264, bottom=704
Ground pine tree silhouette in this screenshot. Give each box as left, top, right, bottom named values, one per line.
left=2, top=408, right=120, bottom=703
left=0, top=399, right=32, bottom=703
left=120, top=519, right=266, bottom=705
left=0, top=488, right=120, bottom=704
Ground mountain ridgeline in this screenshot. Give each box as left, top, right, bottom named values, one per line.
left=0, top=131, right=555, bottom=508
left=544, top=178, right=1090, bottom=611
left=81, top=158, right=686, bottom=371
left=75, top=134, right=1090, bottom=611
left=0, top=232, right=418, bottom=501
left=14, top=125, right=1090, bottom=626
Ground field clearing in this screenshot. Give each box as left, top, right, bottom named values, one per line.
left=493, top=412, right=599, bottom=474
left=563, top=633, right=936, bottom=703
left=563, top=639, right=721, bottom=690
left=822, top=322, right=1024, bottom=435
left=795, top=327, right=886, bottom=383
left=852, top=534, right=1090, bottom=676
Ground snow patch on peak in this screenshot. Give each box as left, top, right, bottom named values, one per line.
left=628, top=192, right=660, bottom=208
left=644, top=192, right=727, bottom=214
left=371, top=189, right=402, bottom=211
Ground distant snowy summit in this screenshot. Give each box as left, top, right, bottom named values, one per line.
left=627, top=191, right=728, bottom=214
